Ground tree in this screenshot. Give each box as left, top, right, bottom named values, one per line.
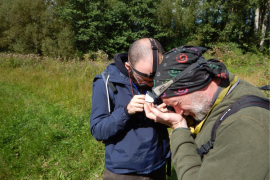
left=256, top=0, right=269, bottom=51
left=0, top=0, right=75, bottom=57
left=156, top=0, right=269, bottom=53
left=59, top=0, right=168, bottom=56
left=0, top=0, right=268, bottom=57
left=156, top=0, right=201, bottom=48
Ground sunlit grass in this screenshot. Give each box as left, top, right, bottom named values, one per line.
left=226, top=63, right=270, bottom=98
left=0, top=54, right=110, bottom=114
left=0, top=54, right=110, bottom=179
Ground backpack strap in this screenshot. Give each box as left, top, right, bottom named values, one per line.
left=101, top=72, right=117, bottom=94
left=101, top=71, right=117, bottom=114
left=258, top=85, right=270, bottom=91
left=197, top=95, right=270, bottom=159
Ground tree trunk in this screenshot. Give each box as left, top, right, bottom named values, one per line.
left=259, top=3, right=269, bottom=51
left=254, top=8, right=260, bottom=32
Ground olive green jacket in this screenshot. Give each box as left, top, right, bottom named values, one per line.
left=171, top=73, right=269, bottom=180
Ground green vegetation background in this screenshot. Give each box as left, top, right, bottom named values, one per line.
left=0, top=0, right=269, bottom=179
left=0, top=48, right=269, bottom=179
left=0, top=0, right=269, bottom=58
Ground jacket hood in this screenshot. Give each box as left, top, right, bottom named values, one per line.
left=114, top=52, right=129, bottom=77
left=101, top=52, right=130, bottom=85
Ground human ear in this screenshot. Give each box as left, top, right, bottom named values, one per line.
left=125, top=62, right=131, bottom=72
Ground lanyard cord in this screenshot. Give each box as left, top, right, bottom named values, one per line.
left=128, top=71, right=135, bottom=96
left=128, top=71, right=147, bottom=96
left=131, top=81, right=148, bottom=95
left=131, top=81, right=140, bottom=95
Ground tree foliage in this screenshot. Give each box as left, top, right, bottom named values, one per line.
left=0, top=0, right=75, bottom=58
left=157, top=0, right=269, bottom=53
left=0, top=0, right=269, bottom=58
left=58, top=0, right=166, bottom=56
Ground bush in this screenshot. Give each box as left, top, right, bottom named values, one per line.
left=204, top=42, right=268, bottom=67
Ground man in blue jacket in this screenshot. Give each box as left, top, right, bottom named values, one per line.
left=90, top=38, right=171, bottom=179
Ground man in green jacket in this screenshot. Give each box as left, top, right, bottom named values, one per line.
left=144, top=45, right=269, bottom=180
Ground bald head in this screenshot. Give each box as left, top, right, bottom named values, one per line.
left=128, top=38, right=164, bottom=66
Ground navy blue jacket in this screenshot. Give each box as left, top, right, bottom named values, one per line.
left=90, top=53, right=171, bottom=174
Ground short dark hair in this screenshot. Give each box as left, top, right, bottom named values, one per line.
left=128, top=38, right=164, bottom=66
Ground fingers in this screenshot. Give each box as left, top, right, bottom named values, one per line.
left=144, top=103, right=157, bottom=121
left=127, top=95, right=146, bottom=114
left=153, top=103, right=168, bottom=113
left=157, top=103, right=167, bottom=109
left=127, top=103, right=144, bottom=114
left=148, top=106, right=188, bottom=129
left=150, top=107, right=166, bottom=120
left=144, top=103, right=151, bottom=114
left=131, top=95, right=146, bottom=105
left=145, top=103, right=169, bottom=122
left=148, top=103, right=154, bottom=108
left=157, top=106, right=169, bottom=113
left=145, top=102, right=188, bottom=129
left=132, top=99, right=145, bottom=105
left=134, top=94, right=146, bottom=99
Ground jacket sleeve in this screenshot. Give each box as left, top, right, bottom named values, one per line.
left=171, top=107, right=269, bottom=180
left=90, top=76, right=131, bottom=141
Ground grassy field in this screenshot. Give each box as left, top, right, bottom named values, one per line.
left=0, top=52, right=269, bottom=180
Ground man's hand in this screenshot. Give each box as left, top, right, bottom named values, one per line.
left=154, top=103, right=170, bottom=113
left=144, top=103, right=188, bottom=130
left=127, top=95, right=146, bottom=114
left=154, top=103, right=177, bottom=113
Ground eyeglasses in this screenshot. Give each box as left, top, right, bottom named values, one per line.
left=129, top=62, right=154, bottom=86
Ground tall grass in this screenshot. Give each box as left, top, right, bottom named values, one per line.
left=0, top=53, right=110, bottom=179
left=0, top=53, right=110, bottom=113
left=204, top=44, right=270, bottom=97
left=0, top=51, right=269, bottom=180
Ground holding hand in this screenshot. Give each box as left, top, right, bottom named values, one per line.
left=127, top=95, right=146, bottom=114
left=154, top=103, right=170, bottom=113
left=144, top=103, right=188, bottom=130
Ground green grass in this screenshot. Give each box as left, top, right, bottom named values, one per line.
left=0, top=81, right=105, bottom=179
left=0, top=52, right=269, bottom=179
left=0, top=55, right=109, bottom=179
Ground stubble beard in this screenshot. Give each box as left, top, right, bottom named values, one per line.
left=186, top=92, right=212, bottom=121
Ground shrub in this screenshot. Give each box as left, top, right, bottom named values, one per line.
left=204, top=42, right=268, bottom=67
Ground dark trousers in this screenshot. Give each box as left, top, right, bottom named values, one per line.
left=103, top=164, right=166, bottom=180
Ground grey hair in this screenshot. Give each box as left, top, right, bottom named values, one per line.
left=128, top=38, right=164, bottom=66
